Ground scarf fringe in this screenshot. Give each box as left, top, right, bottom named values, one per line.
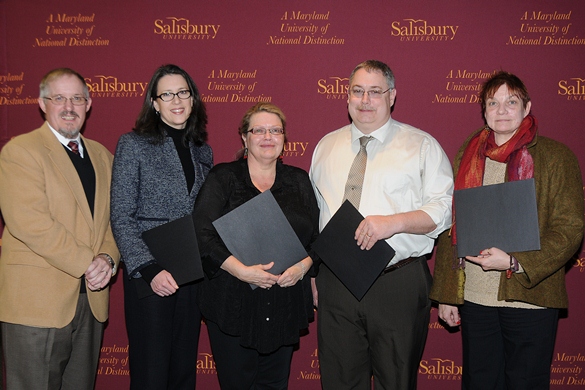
left=451, top=245, right=465, bottom=270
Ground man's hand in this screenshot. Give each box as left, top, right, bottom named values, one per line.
left=355, top=211, right=437, bottom=250
left=85, top=255, right=113, bottom=291
left=355, top=215, right=397, bottom=250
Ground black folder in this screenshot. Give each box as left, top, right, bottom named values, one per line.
left=454, top=178, right=540, bottom=257
left=312, top=200, right=395, bottom=301
left=135, top=215, right=204, bottom=298
left=212, top=190, right=308, bottom=289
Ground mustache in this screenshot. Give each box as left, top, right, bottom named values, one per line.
left=60, top=110, right=80, bottom=118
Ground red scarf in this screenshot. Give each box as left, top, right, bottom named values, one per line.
left=451, top=114, right=537, bottom=250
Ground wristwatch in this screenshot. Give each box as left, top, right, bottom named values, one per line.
left=100, top=253, right=117, bottom=276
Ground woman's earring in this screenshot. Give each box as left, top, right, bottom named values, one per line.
left=243, top=147, right=248, bottom=159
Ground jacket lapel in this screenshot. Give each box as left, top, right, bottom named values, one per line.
left=40, top=124, right=94, bottom=230
left=84, top=136, right=108, bottom=234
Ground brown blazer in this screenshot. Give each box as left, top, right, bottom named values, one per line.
left=430, top=132, right=584, bottom=309
left=0, top=123, right=120, bottom=328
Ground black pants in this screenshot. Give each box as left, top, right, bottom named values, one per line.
left=123, top=267, right=202, bottom=390
left=460, top=301, right=559, bottom=390
left=317, top=257, right=432, bottom=390
left=206, top=320, right=294, bottom=390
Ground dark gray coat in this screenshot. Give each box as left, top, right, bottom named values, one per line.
left=110, top=131, right=212, bottom=277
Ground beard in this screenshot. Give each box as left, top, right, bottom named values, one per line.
left=57, top=110, right=81, bottom=139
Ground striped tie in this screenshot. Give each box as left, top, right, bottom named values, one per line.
left=68, top=140, right=80, bottom=155
left=343, top=136, right=372, bottom=209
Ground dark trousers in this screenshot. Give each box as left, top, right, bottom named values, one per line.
left=316, top=257, right=432, bottom=390
left=460, top=300, right=559, bottom=390
left=123, top=268, right=202, bottom=390
left=206, top=320, right=294, bottom=390
left=1, top=293, right=102, bottom=390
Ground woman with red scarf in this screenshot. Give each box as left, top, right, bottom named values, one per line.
left=430, top=71, right=584, bottom=390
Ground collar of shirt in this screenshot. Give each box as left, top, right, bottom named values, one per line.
left=47, top=122, right=84, bottom=157
left=350, top=118, right=395, bottom=145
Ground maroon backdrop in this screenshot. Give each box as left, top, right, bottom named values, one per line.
left=1, top=1, right=584, bottom=388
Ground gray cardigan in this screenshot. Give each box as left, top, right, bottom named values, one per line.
left=110, top=131, right=212, bottom=277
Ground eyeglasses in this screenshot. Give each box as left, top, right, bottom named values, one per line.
left=44, top=95, right=88, bottom=106
left=246, top=127, right=284, bottom=135
left=349, top=87, right=392, bottom=99
left=155, top=90, right=192, bottom=102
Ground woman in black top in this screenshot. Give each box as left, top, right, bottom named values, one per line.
left=111, top=64, right=212, bottom=389
left=194, top=102, right=318, bottom=389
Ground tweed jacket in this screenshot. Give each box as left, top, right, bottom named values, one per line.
left=430, top=130, right=584, bottom=309
left=110, top=131, right=212, bottom=278
left=0, top=123, right=120, bottom=328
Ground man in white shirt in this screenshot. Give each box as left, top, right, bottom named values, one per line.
left=309, top=60, right=453, bottom=389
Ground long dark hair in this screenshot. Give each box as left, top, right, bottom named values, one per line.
left=134, top=64, right=208, bottom=146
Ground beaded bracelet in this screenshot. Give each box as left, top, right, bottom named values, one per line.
left=506, top=255, right=519, bottom=279
left=299, top=262, right=306, bottom=280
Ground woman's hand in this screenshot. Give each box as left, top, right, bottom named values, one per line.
left=311, top=277, right=318, bottom=308
left=240, top=263, right=280, bottom=289
left=277, top=257, right=312, bottom=288
left=465, top=247, right=510, bottom=271
left=150, top=270, right=179, bottom=297
left=221, top=256, right=279, bottom=289
left=438, top=304, right=461, bottom=327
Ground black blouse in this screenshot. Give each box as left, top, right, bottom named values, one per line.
left=193, top=159, right=319, bottom=354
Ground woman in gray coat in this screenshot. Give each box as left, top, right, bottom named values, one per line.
left=111, top=64, right=212, bottom=390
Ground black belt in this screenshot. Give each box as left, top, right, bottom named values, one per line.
left=381, top=256, right=422, bottom=275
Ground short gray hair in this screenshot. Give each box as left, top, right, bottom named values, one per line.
left=39, top=68, right=89, bottom=99
left=349, top=60, right=395, bottom=90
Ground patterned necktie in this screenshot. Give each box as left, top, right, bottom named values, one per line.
left=68, top=140, right=80, bottom=155
left=343, top=136, right=372, bottom=209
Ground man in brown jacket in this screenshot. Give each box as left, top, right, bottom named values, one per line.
left=0, top=68, right=120, bottom=390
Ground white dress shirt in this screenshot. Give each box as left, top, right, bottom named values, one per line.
left=310, top=118, right=454, bottom=266
left=48, top=122, right=84, bottom=157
